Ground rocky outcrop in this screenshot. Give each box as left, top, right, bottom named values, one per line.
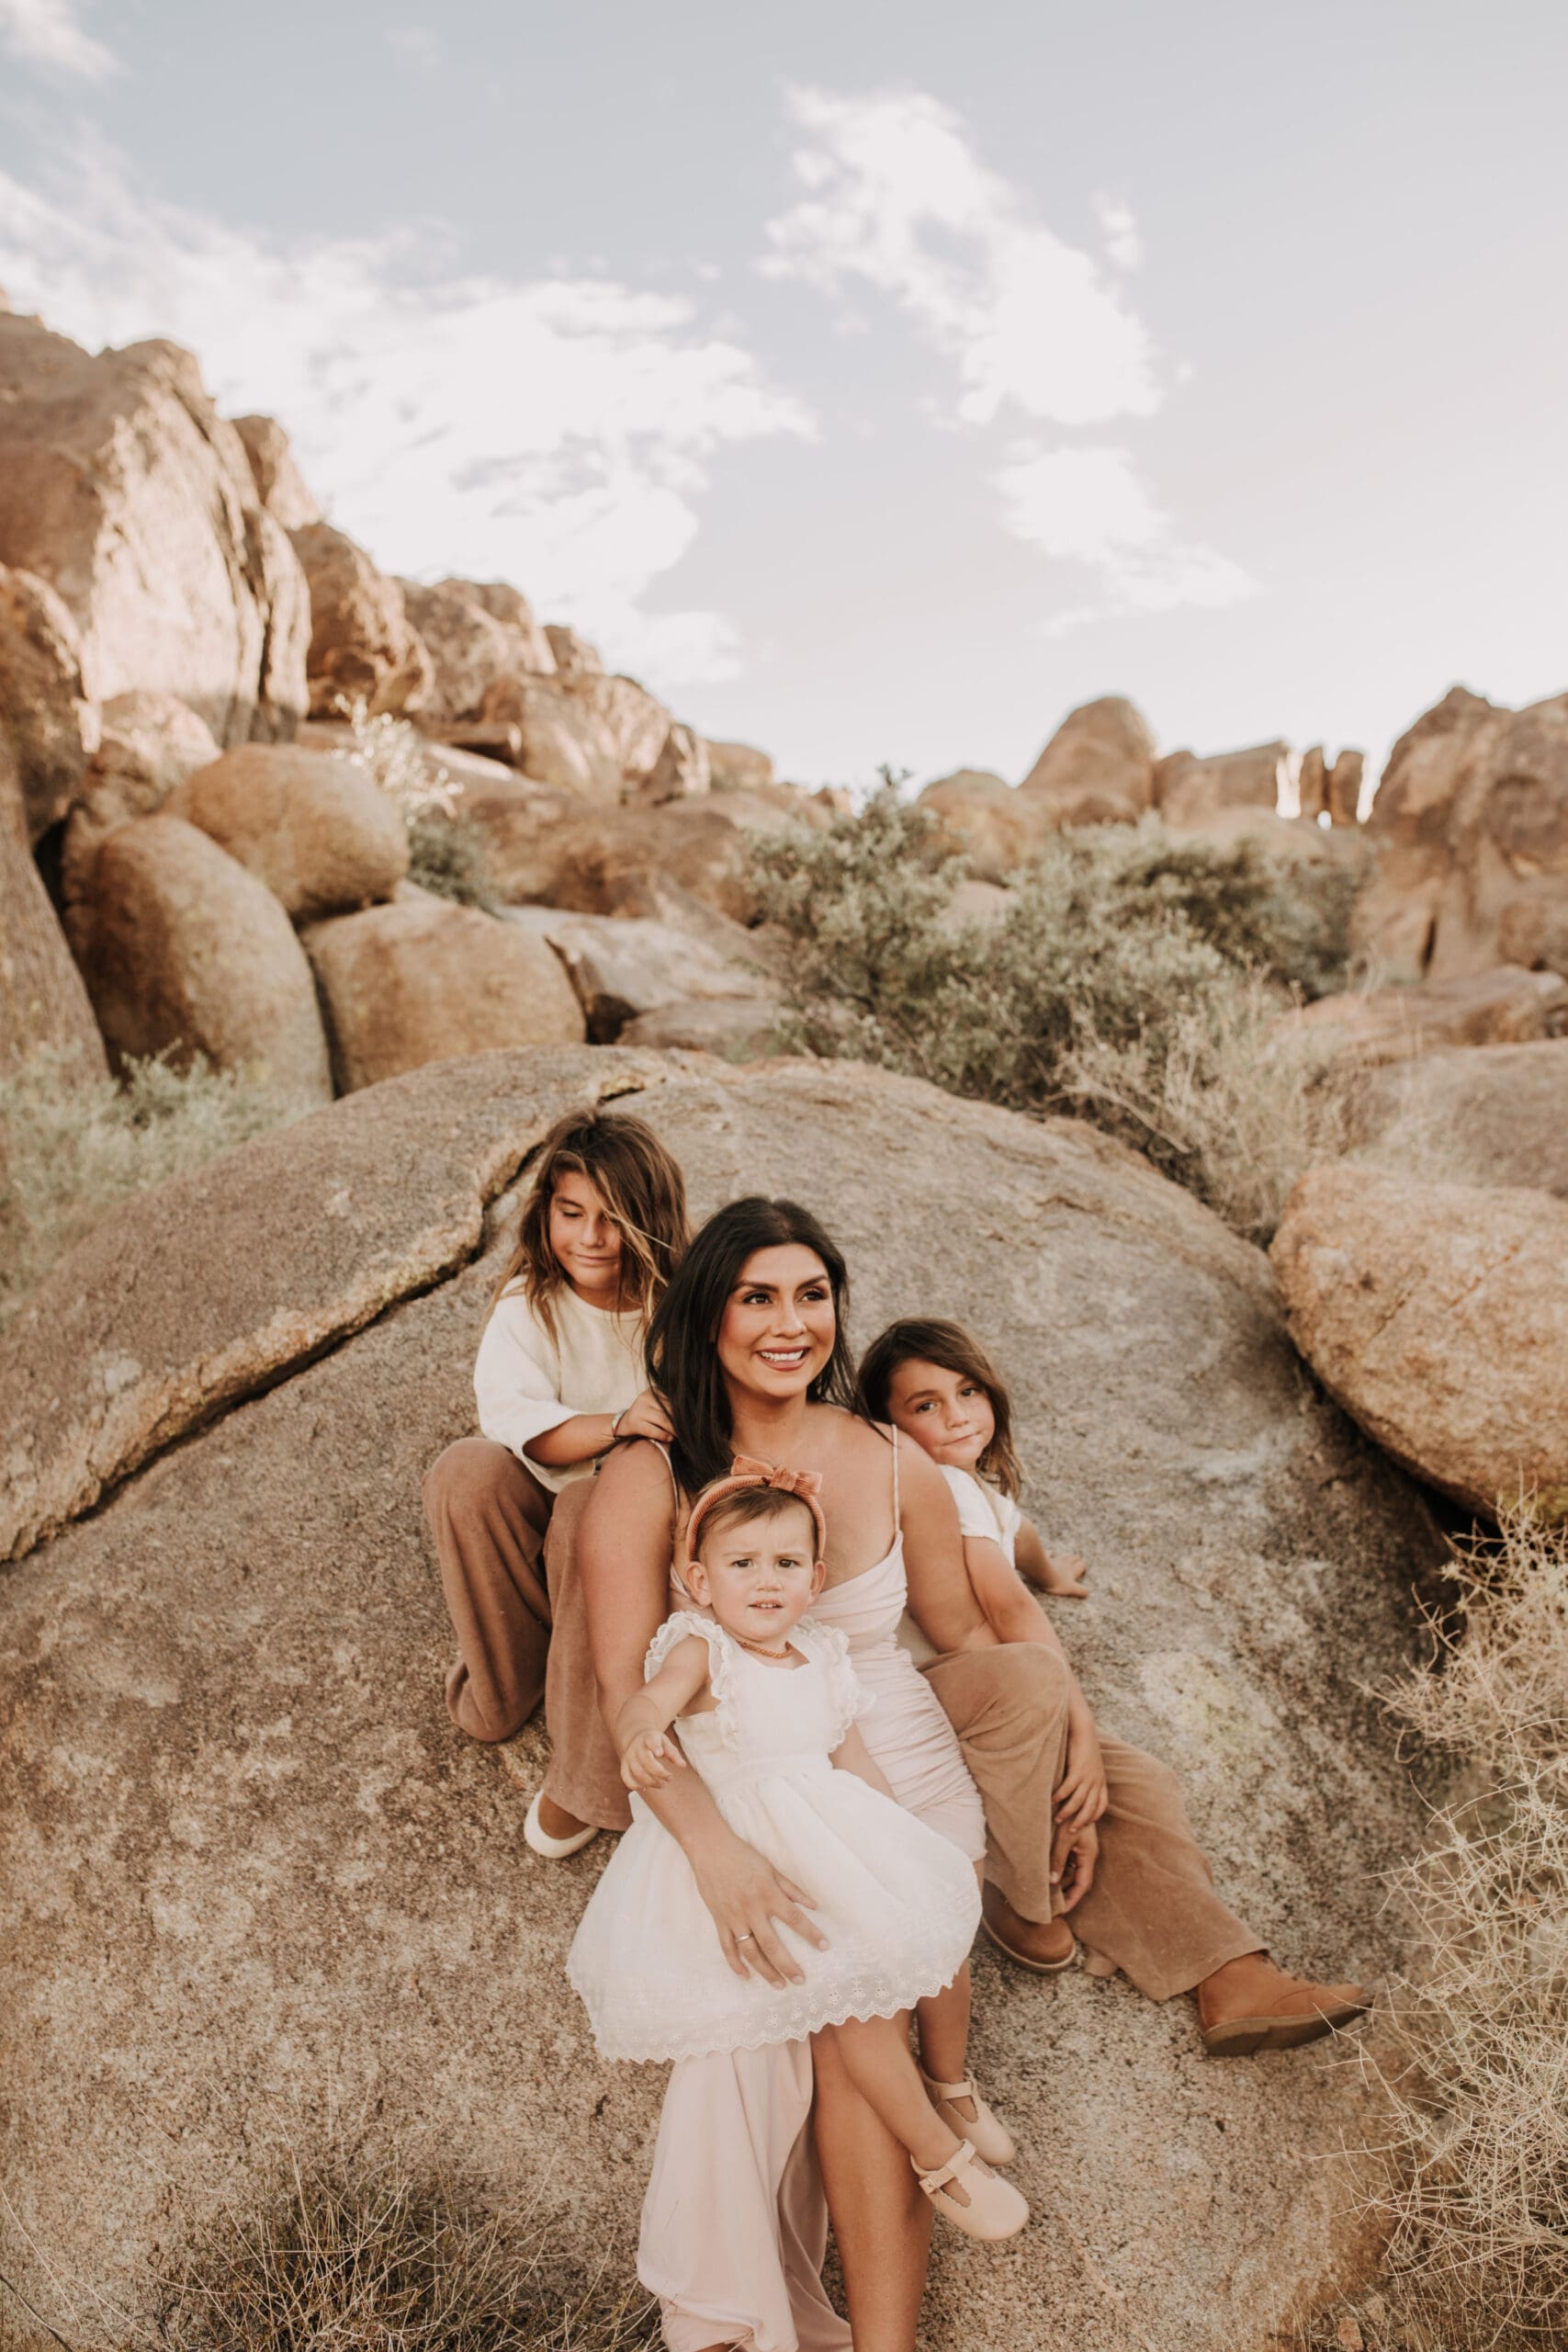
left=0, top=773, right=107, bottom=1078
left=1156, top=741, right=1286, bottom=828
left=1352, top=1039, right=1568, bottom=1199
left=400, top=579, right=561, bottom=726
left=463, top=781, right=806, bottom=922
left=68, top=813, right=333, bottom=1102
left=918, top=769, right=1037, bottom=883
left=0, top=1052, right=1438, bottom=2348
left=0, top=315, right=309, bottom=744
left=505, top=907, right=773, bottom=1043
left=0, top=1050, right=660, bottom=1561
left=617, top=996, right=782, bottom=1055
left=543, top=622, right=602, bottom=677
left=479, top=673, right=622, bottom=797
left=231, top=413, right=321, bottom=531
left=1354, top=687, right=1568, bottom=982
left=1018, top=695, right=1156, bottom=827
left=1279, top=964, right=1568, bottom=1069
left=1272, top=1164, right=1568, bottom=1517
left=166, top=744, right=409, bottom=920
left=304, top=898, right=585, bottom=1091
left=1299, top=746, right=1364, bottom=828
left=60, top=693, right=223, bottom=913
left=705, top=738, right=774, bottom=794
left=289, top=522, right=434, bottom=718
left=0, top=562, right=100, bottom=842
left=461, top=582, right=556, bottom=674
left=637, top=721, right=711, bottom=804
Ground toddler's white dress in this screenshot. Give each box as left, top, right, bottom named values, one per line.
left=568, top=1611, right=981, bottom=2062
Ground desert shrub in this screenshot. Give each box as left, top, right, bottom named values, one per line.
left=124, top=2143, right=658, bottom=2352
left=1368, top=1513, right=1568, bottom=2341
left=342, top=705, right=501, bottom=911
left=0, top=1047, right=297, bottom=1324
left=747, top=792, right=1364, bottom=1238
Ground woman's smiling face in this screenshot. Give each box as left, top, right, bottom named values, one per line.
left=716, top=1245, right=837, bottom=1400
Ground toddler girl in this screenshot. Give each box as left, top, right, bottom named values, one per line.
left=451, top=1108, right=689, bottom=1850
left=568, top=1461, right=1029, bottom=2261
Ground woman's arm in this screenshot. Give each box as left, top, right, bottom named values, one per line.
left=577, top=1444, right=827, bottom=1985
left=829, top=1722, right=897, bottom=1802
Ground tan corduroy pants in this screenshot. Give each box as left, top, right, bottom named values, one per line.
left=423, top=1441, right=1261, bottom=1993
left=423, top=1437, right=632, bottom=1830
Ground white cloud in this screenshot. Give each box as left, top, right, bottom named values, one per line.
left=1093, top=193, right=1143, bottom=272
left=385, top=26, right=441, bottom=67
left=0, top=0, right=113, bottom=77
left=0, top=156, right=813, bottom=689
left=762, top=85, right=1159, bottom=427
left=994, top=444, right=1258, bottom=628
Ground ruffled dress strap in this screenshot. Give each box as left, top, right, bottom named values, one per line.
left=797, top=1617, right=874, bottom=1747
left=643, top=1610, right=741, bottom=1747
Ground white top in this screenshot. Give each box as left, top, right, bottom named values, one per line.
left=939, top=1462, right=1023, bottom=1566
left=473, top=1280, right=645, bottom=1494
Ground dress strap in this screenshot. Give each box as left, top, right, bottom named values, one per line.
left=891, top=1425, right=900, bottom=1527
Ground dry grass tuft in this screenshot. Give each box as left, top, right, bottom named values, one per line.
left=0, top=1046, right=298, bottom=1327
left=1364, top=1512, right=1568, bottom=2343
left=3, top=2130, right=657, bottom=2352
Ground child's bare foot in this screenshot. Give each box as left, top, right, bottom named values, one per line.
left=980, top=1883, right=1077, bottom=1973
left=1196, top=1952, right=1369, bottom=2055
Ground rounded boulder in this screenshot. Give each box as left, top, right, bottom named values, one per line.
left=166, top=743, right=409, bottom=919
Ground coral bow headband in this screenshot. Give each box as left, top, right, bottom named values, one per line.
left=682, top=1453, right=829, bottom=1563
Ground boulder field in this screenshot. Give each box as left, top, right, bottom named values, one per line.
left=0, top=1050, right=1441, bottom=2350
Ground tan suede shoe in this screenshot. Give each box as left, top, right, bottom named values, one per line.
left=1197, top=1961, right=1370, bottom=2056
left=979, top=1883, right=1077, bottom=1975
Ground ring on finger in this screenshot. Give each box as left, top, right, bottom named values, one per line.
left=736, top=1932, right=753, bottom=1942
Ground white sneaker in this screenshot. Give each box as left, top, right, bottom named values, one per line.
left=524, top=1790, right=601, bottom=1859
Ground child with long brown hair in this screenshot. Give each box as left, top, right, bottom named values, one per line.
left=429, top=1107, right=689, bottom=1855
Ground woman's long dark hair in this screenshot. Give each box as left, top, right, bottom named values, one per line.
left=647, top=1196, right=862, bottom=1494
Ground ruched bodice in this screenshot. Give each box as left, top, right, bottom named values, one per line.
left=812, top=1542, right=908, bottom=1651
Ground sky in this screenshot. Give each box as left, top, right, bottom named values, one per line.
left=0, top=0, right=1564, bottom=795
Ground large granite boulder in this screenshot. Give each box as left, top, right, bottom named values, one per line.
left=1156, top=741, right=1288, bottom=829
left=1271, top=1163, right=1568, bottom=1517
left=0, top=315, right=308, bottom=744
left=166, top=744, right=409, bottom=920
left=67, top=812, right=333, bottom=1103
left=636, top=721, right=711, bottom=805
left=0, top=1050, right=655, bottom=1562
left=60, top=693, right=224, bottom=915
left=543, top=622, right=602, bottom=677
left=479, top=672, right=622, bottom=797
left=705, top=738, right=775, bottom=794
left=231, top=413, right=321, bottom=532
left=289, top=522, right=433, bottom=719
left=1018, top=695, right=1156, bottom=827
left=0, top=561, right=100, bottom=842
left=0, top=769, right=106, bottom=1078
left=0, top=1052, right=1438, bottom=2349
left=504, top=907, right=773, bottom=1043
left=1354, top=686, right=1568, bottom=982
left=1278, top=964, right=1568, bottom=1069
left=918, top=769, right=1039, bottom=883
left=1352, top=1038, right=1568, bottom=1198
left=304, top=897, right=585, bottom=1091
left=461, top=582, right=556, bottom=674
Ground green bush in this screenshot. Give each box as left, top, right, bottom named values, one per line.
left=747, top=792, right=1364, bottom=1237
left=0, top=1047, right=297, bottom=1325
left=342, top=705, right=502, bottom=912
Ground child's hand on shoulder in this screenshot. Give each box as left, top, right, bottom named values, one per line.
left=621, top=1728, right=688, bottom=1792
left=616, top=1387, right=675, bottom=1444
left=1041, top=1548, right=1089, bottom=1599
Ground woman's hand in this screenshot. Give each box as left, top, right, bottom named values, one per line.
left=620, top=1727, right=687, bottom=1793
left=686, top=1821, right=827, bottom=1986
left=1055, top=1700, right=1109, bottom=1836
left=1053, top=1819, right=1100, bottom=1914
left=615, top=1387, right=675, bottom=1444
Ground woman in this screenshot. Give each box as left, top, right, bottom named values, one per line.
left=571, top=1196, right=1365, bottom=2349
